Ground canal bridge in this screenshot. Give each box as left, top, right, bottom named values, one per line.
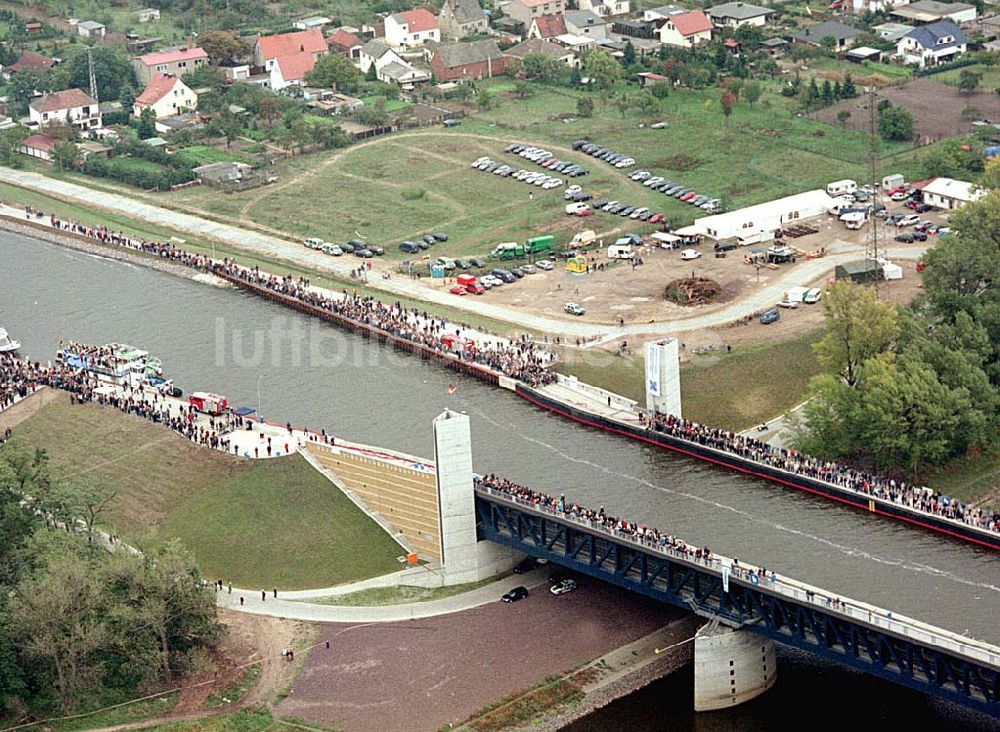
left=474, top=485, right=1000, bottom=717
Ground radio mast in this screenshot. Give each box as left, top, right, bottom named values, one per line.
left=866, top=86, right=884, bottom=298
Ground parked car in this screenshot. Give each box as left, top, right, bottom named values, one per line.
left=449, top=285, right=467, bottom=296
left=550, top=578, right=577, bottom=595
left=915, top=203, right=932, bottom=213
left=680, top=249, right=701, bottom=260
left=760, top=308, right=781, bottom=325
left=895, top=233, right=915, bottom=243
left=340, top=242, right=356, bottom=253
left=897, top=214, right=919, bottom=227
left=564, top=302, right=586, bottom=316
left=442, top=118, right=461, bottom=127
left=432, top=232, right=449, bottom=242
left=456, top=258, right=471, bottom=269
left=777, top=299, right=799, bottom=308
left=501, top=586, right=529, bottom=603
left=630, top=171, right=651, bottom=181
left=520, top=264, right=537, bottom=274
left=537, top=259, right=555, bottom=270
left=469, top=257, right=486, bottom=267
left=399, top=241, right=421, bottom=254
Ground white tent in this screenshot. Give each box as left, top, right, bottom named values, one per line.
left=882, top=261, right=903, bottom=280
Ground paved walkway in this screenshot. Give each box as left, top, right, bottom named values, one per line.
left=1, top=169, right=928, bottom=340
left=216, top=567, right=550, bottom=622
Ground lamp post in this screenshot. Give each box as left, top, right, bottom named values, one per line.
left=256, top=372, right=265, bottom=420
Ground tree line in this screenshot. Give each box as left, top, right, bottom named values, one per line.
left=793, top=192, right=1000, bottom=478
left=0, top=445, right=220, bottom=716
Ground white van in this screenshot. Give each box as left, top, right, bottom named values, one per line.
left=826, top=179, right=858, bottom=197
left=565, top=202, right=589, bottom=215
left=607, top=244, right=634, bottom=259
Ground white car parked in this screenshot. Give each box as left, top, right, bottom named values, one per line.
left=680, top=249, right=702, bottom=260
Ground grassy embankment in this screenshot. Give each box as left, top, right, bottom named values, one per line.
left=304, top=575, right=508, bottom=606
left=3, top=398, right=403, bottom=589
left=558, top=329, right=823, bottom=432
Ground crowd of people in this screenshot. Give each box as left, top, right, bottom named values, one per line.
left=9, top=205, right=999, bottom=540
left=27, top=208, right=557, bottom=387
left=219, top=265, right=556, bottom=386
left=476, top=473, right=718, bottom=563
left=644, top=412, right=1000, bottom=535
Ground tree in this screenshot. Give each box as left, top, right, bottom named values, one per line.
left=720, top=89, right=736, bottom=118
left=520, top=53, right=565, bottom=82
left=259, top=95, right=278, bottom=127
left=742, top=80, right=763, bottom=107
left=805, top=77, right=821, bottom=108
left=365, top=63, right=378, bottom=82
left=615, top=91, right=630, bottom=118
left=821, top=36, right=838, bottom=53
left=837, top=109, right=852, bottom=127
left=514, top=80, right=534, bottom=98
left=878, top=105, right=914, bottom=141
left=583, top=49, right=621, bottom=89
left=958, top=68, right=983, bottom=95
left=137, top=106, right=157, bottom=139
left=199, top=30, right=250, bottom=64
left=921, top=137, right=984, bottom=178
left=9, top=70, right=48, bottom=116
left=53, top=46, right=132, bottom=102
left=813, top=280, right=899, bottom=387
left=841, top=71, right=858, bottom=98
left=576, top=95, right=594, bottom=117
left=821, top=78, right=834, bottom=106
left=477, top=89, right=497, bottom=110
left=649, top=80, right=670, bottom=99
left=51, top=141, right=79, bottom=171
left=635, top=92, right=660, bottom=118
left=734, top=24, right=764, bottom=47
left=623, top=40, right=637, bottom=67
left=119, top=86, right=136, bottom=116
left=304, top=53, right=362, bottom=92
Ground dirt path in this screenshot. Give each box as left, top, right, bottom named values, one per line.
left=0, top=387, right=62, bottom=434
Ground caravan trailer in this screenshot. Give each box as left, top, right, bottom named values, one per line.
left=826, top=179, right=858, bottom=197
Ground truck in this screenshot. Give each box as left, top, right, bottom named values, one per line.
left=826, top=179, right=858, bottom=197
left=784, top=286, right=822, bottom=304
left=456, top=273, right=485, bottom=294
left=489, top=242, right=524, bottom=260
left=524, top=235, right=554, bottom=255
left=881, top=174, right=904, bottom=191
left=189, top=391, right=228, bottom=415
left=607, top=244, right=634, bottom=259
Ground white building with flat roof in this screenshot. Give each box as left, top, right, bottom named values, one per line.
left=693, top=190, right=836, bottom=242
left=921, top=177, right=985, bottom=209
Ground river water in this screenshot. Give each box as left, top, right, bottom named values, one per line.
left=2, top=231, right=998, bottom=728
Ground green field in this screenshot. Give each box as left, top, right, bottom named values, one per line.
left=150, top=79, right=928, bottom=263
left=5, top=399, right=403, bottom=589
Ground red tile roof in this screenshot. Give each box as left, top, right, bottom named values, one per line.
left=670, top=10, right=713, bottom=37
left=327, top=28, right=364, bottom=50
left=394, top=8, right=438, bottom=33
left=533, top=14, right=566, bottom=37
left=275, top=52, right=317, bottom=82
left=20, top=134, right=57, bottom=152
left=256, top=29, right=326, bottom=61
left=136, top=47, right=208, bottom=67
left=30, top=88, right=97, bottom=113
left=136, top=72, right=182, bottom=106
left=8, top=50, right=56, bottom=74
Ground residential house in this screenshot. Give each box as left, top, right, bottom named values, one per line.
left=384, top=9, right=441, bottom=49
left=896, top=19, right=966, bottom=66
left=253, top=29, right=327, bottom=67
left=137, top=8, right=160, bottom=23
left=873, top=21, right=915, bottom=42
left=706, top=2, right=774, bottom=28
left=430, top=39, right=507, bottom=80
left=921, top=177, right=984, bottom=209
left=507, top=0, right=567, bottom=27
left=658, top=10, right=713, bottom=47
left=360, top=40, right=429, bottom=84
left=503, top=36, right=579, bottom=66
left=892, top=0, right=977, bottom=25
left=29, top=89, right=101, bottom=131
left=193, top=161, right=252, bottom=186
left=564, top=10, right=608, bottom=39
left=18, top=133, right=57, bottom=161
left=578, top=0, right=630, bottom=18
left=134, top=73, right=198, bottom=118
left=3, top=51, right=57, bottom=80
left=24, top=22, right=42, bottom=33
left=439, top=0, right=489, bottom=39
left=528, top=14, right=567, bottom=39
left=304, top=89, right=364, bottom=114
left=612, top=18, right=659, bottom=39
left=77, top=20, right=106, bottom=38
left=552, top=33, right=596, bottom=51
left=269, top=52, right=317, bottom=90
left=132, top=46, right=209, bottom=85
left=761, top=36, right=788, bottom=55
left=294, top=16, right=331, bottom=30
left=327, top=28, right=365, bottom=60
left=791, top=20, right=861, bottom=49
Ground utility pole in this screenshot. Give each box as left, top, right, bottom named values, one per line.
left=866, top=86, right=884, bottom=299
left=87, top=47, right=99, bottom=105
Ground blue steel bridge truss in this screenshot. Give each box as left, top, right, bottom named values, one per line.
left=474, top=492, right=1000, bottom=718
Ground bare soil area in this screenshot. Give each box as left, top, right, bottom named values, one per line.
left=276, top=580, right=682, bottom=732
left=813, top=78, right=1000, bottom=144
